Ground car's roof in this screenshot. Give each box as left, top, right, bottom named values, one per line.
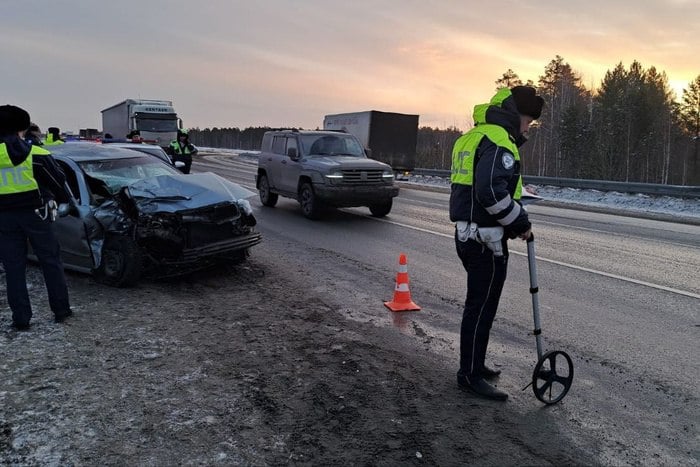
left=48, top=142, right=159, bottom=162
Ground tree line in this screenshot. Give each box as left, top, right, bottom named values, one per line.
left=188, top=56, right=700, bottom=185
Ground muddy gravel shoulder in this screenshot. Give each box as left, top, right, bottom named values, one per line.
left=0, top=244, right=592, bottom=466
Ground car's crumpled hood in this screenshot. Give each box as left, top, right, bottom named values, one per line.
left=125, top=172, right=255, bottom=213
left=87, top=172, right=257, bottom=270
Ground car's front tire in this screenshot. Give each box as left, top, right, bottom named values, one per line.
left=95, top=236, right=143, bottom=287
left=369, top=199, right=393, bottom=217
left=299, top=182, right=323, bottom=220
left=258, top=174, right=278, bottom=207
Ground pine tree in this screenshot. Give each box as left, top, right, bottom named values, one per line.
left=495, top=69, right=522, bottom=90
left=680, top=75, right=700, bottom=184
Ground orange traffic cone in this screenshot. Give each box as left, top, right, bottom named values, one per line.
left=384, top=253, right=421, bottom=312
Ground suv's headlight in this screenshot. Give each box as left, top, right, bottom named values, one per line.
left=325, top=172, right=343, bottom=184
left=382, top=170, right=395, bottom=181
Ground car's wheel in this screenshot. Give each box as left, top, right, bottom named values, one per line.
left=369, top=199, right=393, bottom=217
left=95, top=236, right=143, bottom=287
left=258, top=174, right=278, bottom=207
left=299, top=182, right=323, bottom=219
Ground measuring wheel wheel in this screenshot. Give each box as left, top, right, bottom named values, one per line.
left=532, top=350, right=574, bottom=405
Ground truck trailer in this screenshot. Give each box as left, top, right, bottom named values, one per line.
left=323, top=110, right=419, bottom=174
left=101, top=99, right=180, bottom=148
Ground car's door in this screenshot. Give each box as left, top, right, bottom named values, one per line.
left=52, top=160, right=97, bottom=272
left=263, top=135, right=287, bottom=190
left=278, top=136, right=303, bottom=195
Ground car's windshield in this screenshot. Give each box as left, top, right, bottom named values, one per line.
left=135, top=117, right=178, bottom=132
left=79, top=155, right=181, bottom=194
left=300, top=134, right=365, bottom=157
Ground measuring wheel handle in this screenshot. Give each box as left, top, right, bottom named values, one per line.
left=532, top=350, right=574, bottom=405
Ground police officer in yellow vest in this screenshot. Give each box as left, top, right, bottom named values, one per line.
left=450, top=86, right=544, bottom=401
left=0, top=105, right=74, bottom=330
left=167, top=128, right=198, bottom=174
left=43, top=127, right=65, bottom=145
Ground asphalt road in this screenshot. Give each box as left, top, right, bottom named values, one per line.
left=194, top=152, right=700, bottom=464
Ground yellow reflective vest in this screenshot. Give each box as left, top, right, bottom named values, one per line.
left=451, top=123, right=523, bottom=201
left=0, top=144, right=48, bottom=196
left=451, top=88, right=523, bottom=201
left=43, top=133, right=65, bottom=146
left=169, top=141, right=194, bottom=155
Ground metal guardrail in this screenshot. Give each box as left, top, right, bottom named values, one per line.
left=411, top=169, right=700, bottom=198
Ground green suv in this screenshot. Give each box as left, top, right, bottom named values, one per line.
left=255, top=129, right=399, bottom=219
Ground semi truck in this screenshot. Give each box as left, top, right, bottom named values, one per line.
left=101, top=99, right=181, bottom=148
left=323, top=110, right=419, bottom=174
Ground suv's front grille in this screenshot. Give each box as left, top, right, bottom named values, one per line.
left=340, top=169, right=384, bottom=184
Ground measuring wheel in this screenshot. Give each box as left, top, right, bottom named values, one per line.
left=532, top=350, right=574, bottom=404
left=524, top=234, right=574, bottom=405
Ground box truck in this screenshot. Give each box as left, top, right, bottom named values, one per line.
left=323, top=110, right=418, bottom=174
left=101, top=99, right=181, bottom=148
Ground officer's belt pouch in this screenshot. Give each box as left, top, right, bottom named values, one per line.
left=476, top=226, right=504, bottom=256
left=456, top=221, right=478, bottom=242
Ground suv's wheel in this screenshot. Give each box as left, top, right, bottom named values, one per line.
left=369, top=199, right=393, bottom=217
left=95, top=236, right=143, bottom=287
left=258, top=174, right=278, bottom=207
left=299, top=182, right=323, bottom=219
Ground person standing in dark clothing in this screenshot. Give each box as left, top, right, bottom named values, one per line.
left=0, top=105, right=74, bottom=330
left=167, top=129, right=198, bottom=174
left=43, top=126, right=64, bottom=145
left=449, top=86, right=544, bottom=400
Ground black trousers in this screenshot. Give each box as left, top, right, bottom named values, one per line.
left=455, top=234, right=509, bottom=378
left=174, top=154, right=192, bottom=174
left=0, top=209, right=71, bottom=326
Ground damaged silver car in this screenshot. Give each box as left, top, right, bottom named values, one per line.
left=39, top=143, right=262, bottom=287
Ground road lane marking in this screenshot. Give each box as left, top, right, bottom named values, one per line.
left=194, top=156, right=699, bottom=300
left=369, top=216, right=700, bottom=300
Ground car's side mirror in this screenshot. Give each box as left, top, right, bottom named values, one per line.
left=58, top=201, right=80, bottom=218
left=57, top=203, right=71, bottom=218
left=364, top=148, right=372, bottom=158
left=287, top=147, right=299, bottom=160
left=174, top=161, right=186, bottom=168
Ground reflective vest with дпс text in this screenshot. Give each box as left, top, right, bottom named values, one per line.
left=450, top=123, right=523, bottom=200
left=0, top=144, right=49, bottom=196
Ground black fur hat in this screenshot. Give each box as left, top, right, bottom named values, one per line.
left=0, top=105, right=31, bottom=136
left=510, top=86, right=544, bottom=119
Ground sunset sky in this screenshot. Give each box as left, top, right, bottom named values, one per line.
left=3, top=0, right=698, bottom=133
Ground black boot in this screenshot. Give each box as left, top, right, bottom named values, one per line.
left=457, top=373, right=508, bottom=401
left=480, top=365, right=502, bottom=379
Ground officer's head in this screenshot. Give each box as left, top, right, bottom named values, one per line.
left=510, top=86, right=544, bottom=135
left=0, top=105, right=31, bottom=137
left=178, top=128, right=189, bottom=141
left=48, top=127, right=61, bottom=137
